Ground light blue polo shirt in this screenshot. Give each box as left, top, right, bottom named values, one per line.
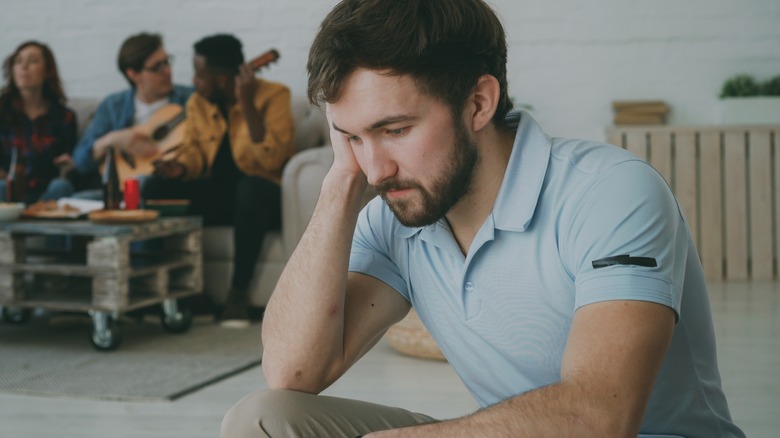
left=349, top=111, right=744, bottom=437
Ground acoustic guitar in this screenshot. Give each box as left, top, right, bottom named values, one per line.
left=111, top=49, right=281, bottom=185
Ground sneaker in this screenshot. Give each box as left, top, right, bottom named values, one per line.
left=219, top=318, right=252, bottom=329
left=219, top=288, right=250, bottom=328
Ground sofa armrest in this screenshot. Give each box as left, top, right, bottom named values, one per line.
left=281, top=145, right=334, bottom=259
left=66, top=98, right=100, bottom=139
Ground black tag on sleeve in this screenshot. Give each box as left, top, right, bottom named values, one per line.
left=592, top=254, right=657, bottom=269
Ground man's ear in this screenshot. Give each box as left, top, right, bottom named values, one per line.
left=466, top=74, right=500, bottom=132
left=126, top=69, right=141, bottom=86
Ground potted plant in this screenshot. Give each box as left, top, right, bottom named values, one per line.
left=719, top=73, right=780, bottom=125
left=763, top=75, right=780, bottom=97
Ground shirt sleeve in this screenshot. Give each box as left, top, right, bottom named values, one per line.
left=348, top=199, right=411, bottom=301
left=175, top=96, right=206, bottom=181
left=171, top=85, right=195, bottom=107
left=246, top=84, right=295, bottom=174
left=72, top=98, right=114, bottom=174
left=562, top=160, right=688, bottom=319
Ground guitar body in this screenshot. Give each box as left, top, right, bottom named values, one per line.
left=113, top=103, right=185, bottom=185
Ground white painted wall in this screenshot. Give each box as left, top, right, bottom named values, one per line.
left=2, top=0, right=779, bottom=140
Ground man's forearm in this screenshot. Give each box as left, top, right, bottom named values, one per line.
left=261, top=169, right=368, bottom=392
left=91, top=132, right=112, bottom=162
left=370, top=381, right=637, bottom=438
left=240, top=98, right=266, bottom=143
left=92, top=129, right=128, bottom=162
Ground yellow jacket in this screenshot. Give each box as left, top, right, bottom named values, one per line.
left=176, top=79, right=295, bottom=184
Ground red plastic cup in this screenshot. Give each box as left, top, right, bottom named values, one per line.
left=124, top=178, right=140, bottom=210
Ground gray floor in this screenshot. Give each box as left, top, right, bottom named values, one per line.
left=0, top=281, right=776, bottom=437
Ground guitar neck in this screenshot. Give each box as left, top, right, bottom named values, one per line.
left=147, top=49, right=279, bottom=142
left=163, top=111, right=186, bottom=132
left=247, top=49, right=280, bottom=72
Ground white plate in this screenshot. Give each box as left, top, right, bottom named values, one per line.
left=0, top=202, right=24, bottom=222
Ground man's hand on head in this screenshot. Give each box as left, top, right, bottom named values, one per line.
left=235, top=64, right=258, bottom=107
left=325, top=106, right=366, bottom=182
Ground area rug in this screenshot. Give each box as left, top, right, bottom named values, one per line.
left=0, top=315, right=262, bottom=401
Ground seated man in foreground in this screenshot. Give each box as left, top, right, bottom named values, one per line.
left=223, top=0, right=745, bottom=436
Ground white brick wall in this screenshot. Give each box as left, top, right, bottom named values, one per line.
left=2, top=0, right=779, bottom=140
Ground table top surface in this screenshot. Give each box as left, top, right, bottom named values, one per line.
left=0, top=216, right=202, bottom=237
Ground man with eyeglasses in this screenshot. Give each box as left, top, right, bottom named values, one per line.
left=72, top=32, right=193, bottom=185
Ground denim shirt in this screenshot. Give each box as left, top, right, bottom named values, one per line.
left=72, top=84, right=193, bottom=174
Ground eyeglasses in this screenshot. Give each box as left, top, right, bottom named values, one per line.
left=142, top=55, right=174, bottom=73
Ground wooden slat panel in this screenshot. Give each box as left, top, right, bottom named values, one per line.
left=649, top=131, right=673, bottom=186
left=699, top=132, right=724, bottom=280
left=625, top=131, right=648, bottom=161
left=723, top=130, right=749, bottom=280
left=605, top=128, right=623, bottom=148
left=775, top=131, right=780, bottom=281
left=748, top=131, right=774, bottom=279
left=675, top=132, right=699, bottom=249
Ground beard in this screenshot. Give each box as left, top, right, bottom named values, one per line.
left=374, top=118, right=479, bottom=228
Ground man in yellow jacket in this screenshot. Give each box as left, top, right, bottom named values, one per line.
left=144, top=34, right=295, bottom=327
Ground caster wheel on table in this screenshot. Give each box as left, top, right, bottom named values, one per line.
left=161, top=301, right=192, bottom=334
left=89, top=318, right=122, bottom=351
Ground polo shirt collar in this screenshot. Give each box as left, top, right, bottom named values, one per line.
left=394, top=110, right=551, bottom=240
left=492, top=110, right=551, bottom=232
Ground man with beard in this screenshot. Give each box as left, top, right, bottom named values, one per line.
left=143, top=34, right=294, bottom=327
left=221, top=1, right=744, bottom=437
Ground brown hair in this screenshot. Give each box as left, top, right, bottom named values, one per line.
left=0, top=40, right=67, bottom=121
left=117, top=32, right=163, bottom=86
left=307, top=0, right=513, bottom=125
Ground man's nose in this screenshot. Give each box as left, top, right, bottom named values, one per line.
left=363, top=142, right=398, bottom=187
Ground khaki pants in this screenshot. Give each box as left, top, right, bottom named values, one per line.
left=220, top=389, right=439, bottom=437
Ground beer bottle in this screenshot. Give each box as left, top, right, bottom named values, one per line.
left=5, top=146, right=26, bottom=203
left=102, top=146, right=121, bottom=210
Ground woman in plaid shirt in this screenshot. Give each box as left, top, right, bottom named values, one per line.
left=0, top=40, right=77, bottom=204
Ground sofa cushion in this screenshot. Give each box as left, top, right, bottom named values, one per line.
left=66, top=98, right=100, bottom=139
left=202, top=227, right=285, bottom=262
left=291, top=98, right=329, bottom=153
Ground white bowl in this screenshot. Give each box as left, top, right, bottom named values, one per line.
left=0, top=202, right=25, bottom=222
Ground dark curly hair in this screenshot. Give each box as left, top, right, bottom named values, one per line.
left=194, top=34, right=245, bottom=76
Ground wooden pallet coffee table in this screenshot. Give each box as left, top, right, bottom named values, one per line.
left=0, top=216, right=203, bottom=350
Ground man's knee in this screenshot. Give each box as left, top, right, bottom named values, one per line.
left=41, top=177, right=75, bottom=200
left=222, top=388, right=437, bottom=437
left=221, top=389, right=311, bottom=438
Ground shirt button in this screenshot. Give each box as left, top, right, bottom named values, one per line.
left=465, top=282, right=474, bottom=291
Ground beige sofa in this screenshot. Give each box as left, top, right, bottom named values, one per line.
left=69, top=96, right=333, bottom=308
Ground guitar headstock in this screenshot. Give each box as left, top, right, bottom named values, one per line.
left=248, top=49, right=280, bottom=72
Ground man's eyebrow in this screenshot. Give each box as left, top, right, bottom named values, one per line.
left=332, top=115, right=418, bottom=135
